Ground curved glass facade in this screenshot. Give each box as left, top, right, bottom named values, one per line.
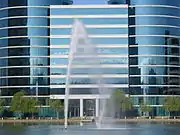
left=1, top=0, right=180, bottom=117
left=0, top=0, right=73, bottom=106
left=127, top=0, right=180, bottom=116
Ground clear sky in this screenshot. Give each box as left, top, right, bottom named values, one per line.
left=73, top=0, right=107, bottom=4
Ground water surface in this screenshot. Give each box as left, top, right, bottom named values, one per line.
left=0, top=122, right=180, bottom=135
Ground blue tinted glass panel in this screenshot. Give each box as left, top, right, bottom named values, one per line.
left=130, top=76, right=180, bottom=85
left=0, top=8, right=48, bottom=17
left=0, top=28, right=49, bottom=37
left=0, top=38, right=49, bottom=46
left=135, top=7, right=180, bottom=16
left=51, top=38, right=128, bottom=45
left=50, top=48, right=128, bottom=55
left=92, top=38, right=128, bottom=44
left=130, top=37, right=178, bottom=45
left=50, top=58, right=68, bottom=65
left=130, top=0, right=180, bottom=6
left=28, top=0, right=72, bottom=6
left=0, top=20, right=8, bottom=28
left=0, top=18, right=49, bottom=27
left=51, top=18, right=128, bottom=25
left=47, top=67, right=128, bottom=75
left=30, top=48, right=48, bottom=56
left=50, top=78, right=65, bottom=84
left=131, top=16, right=180, bottom=26
left=0, top=0, right=8, bottom=8
left=131, top=27, right=180, bottom=36
left=51, top=28, right=128, bottom=35
left=29, top=38, right=49, bottom=46
left=30, top=58, right=49, bottom=66
left=130, top=67, right=179, bottom=75
left=51, top=8, right=128, bottom=15
left=101, top=58, right=128, bottom=64
left=50, top=78, right=128, bottom=84
left=131, top=56, right=180, bottom=65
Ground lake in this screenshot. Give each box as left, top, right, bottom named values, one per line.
left=0, top=122, right=179, bottom=135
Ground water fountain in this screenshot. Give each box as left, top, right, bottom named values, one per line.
left=64, top=19, right=114, bottom=129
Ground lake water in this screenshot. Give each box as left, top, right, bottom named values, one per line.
left=0, top=122, right=180, bottom=135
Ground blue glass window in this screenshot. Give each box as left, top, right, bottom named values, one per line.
left=131, top=16, right=180, bottom=27
left=50, top=48, right=128, bottom=55
left=135, top=7, right=180, bottom=16
left=51, top=38, right=128, bottom=45
left=51, top=18, right=128, bottom=25
left=51, top=8, right=127, bottom=15
left=51, top=28, right=128, bottom=35
left=130, top=27, right=180, bottom=36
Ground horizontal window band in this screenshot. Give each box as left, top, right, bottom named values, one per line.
left=130, top=85, right=180, bottom=87
left=130, top=45, right=180, bottom=48
left=0, top=84, right=129, bottom=89
left=0, top=16, right=49, bottom=21
left=130, top=65, right=180, bottom=67
left=130, top=75, right=180, bottom=77
left=129, top=15, right=180, bottom=19
left=50, top=15, right=128, bottom=19
left=50, top=84, right=128, bottom=88
left=50, top=44, right=128, bottom=48
left=0, top=74, right=128, bottom=79
left=0, top=36, right=49, bottom=40
left=0, top=64, right=128, bottom=69
left=51, top=34, right=128, bottom=38
left=129, top=25, right=180, bottom=29
left=129, top=5, right=180, bottom=9
left=50, top=24, right=128, bottom=28
left=0, top=25, right=128, bottom=30
left=0, top=45, right=128, bottom=50
left=0, top=26, right=50, bottom=30
left=0, top=6, right=49, bottom=11
left=50, top=5, right=128, bottom=8
left=129, top=35, right=180, bottom=38
left=0, top=46, right=49, bottom=50
left=0, top=34, right=129, bottom=39
left=130, top=55, right=180, bottom=57
left=0, top=55, right=128, bottom=59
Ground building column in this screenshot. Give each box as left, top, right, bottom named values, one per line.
left=80, top=98, right=83, bottom=117
left=96, top=98, right=99, bottom=117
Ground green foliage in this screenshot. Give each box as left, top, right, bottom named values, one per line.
left=10, top=92, right=38, bottom=118
left=163, top=96, right=180, bottom=116
left=0, top=98, right=5, bottom=116
left=139, top=102, right=153, bottom=116
left=110, top=89, right=133, bottom=113
left=10, top=92, right=25, bottom=118
left=49, top=99, right=64, bottom=118
left=23, top=98, right=38, bottom=116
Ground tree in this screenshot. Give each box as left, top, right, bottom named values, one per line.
left=0, top=98, right=5, bottom=117
left=23, top=98, right=38, bottom=118
left=163, top=96, right=180, bottom=117
left=109, top=90, right=133, bottom=118
left=10, top=92, right=25, bottom=119
left=139, top=102, right=153, bottom=117
left=49, top=99, right=64, bottom=119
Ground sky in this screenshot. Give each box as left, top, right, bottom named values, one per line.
left=73, top=0, right=107, bottom=4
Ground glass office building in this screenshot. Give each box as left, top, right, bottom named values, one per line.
left=0, top=0, right=73, bottom=117
left=0, top=0, right=180, bottom=117
left=109, top=0, right=180, bottom=116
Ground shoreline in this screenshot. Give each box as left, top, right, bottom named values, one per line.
left=0, top=119, right=180, bottom=124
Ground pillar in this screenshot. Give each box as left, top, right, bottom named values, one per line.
left=96, top=98, right=99, bottom=117
left=80, top=98, right=83, bottom=117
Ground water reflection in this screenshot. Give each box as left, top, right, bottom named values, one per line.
left=0, top=123, right=179, bottom=135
